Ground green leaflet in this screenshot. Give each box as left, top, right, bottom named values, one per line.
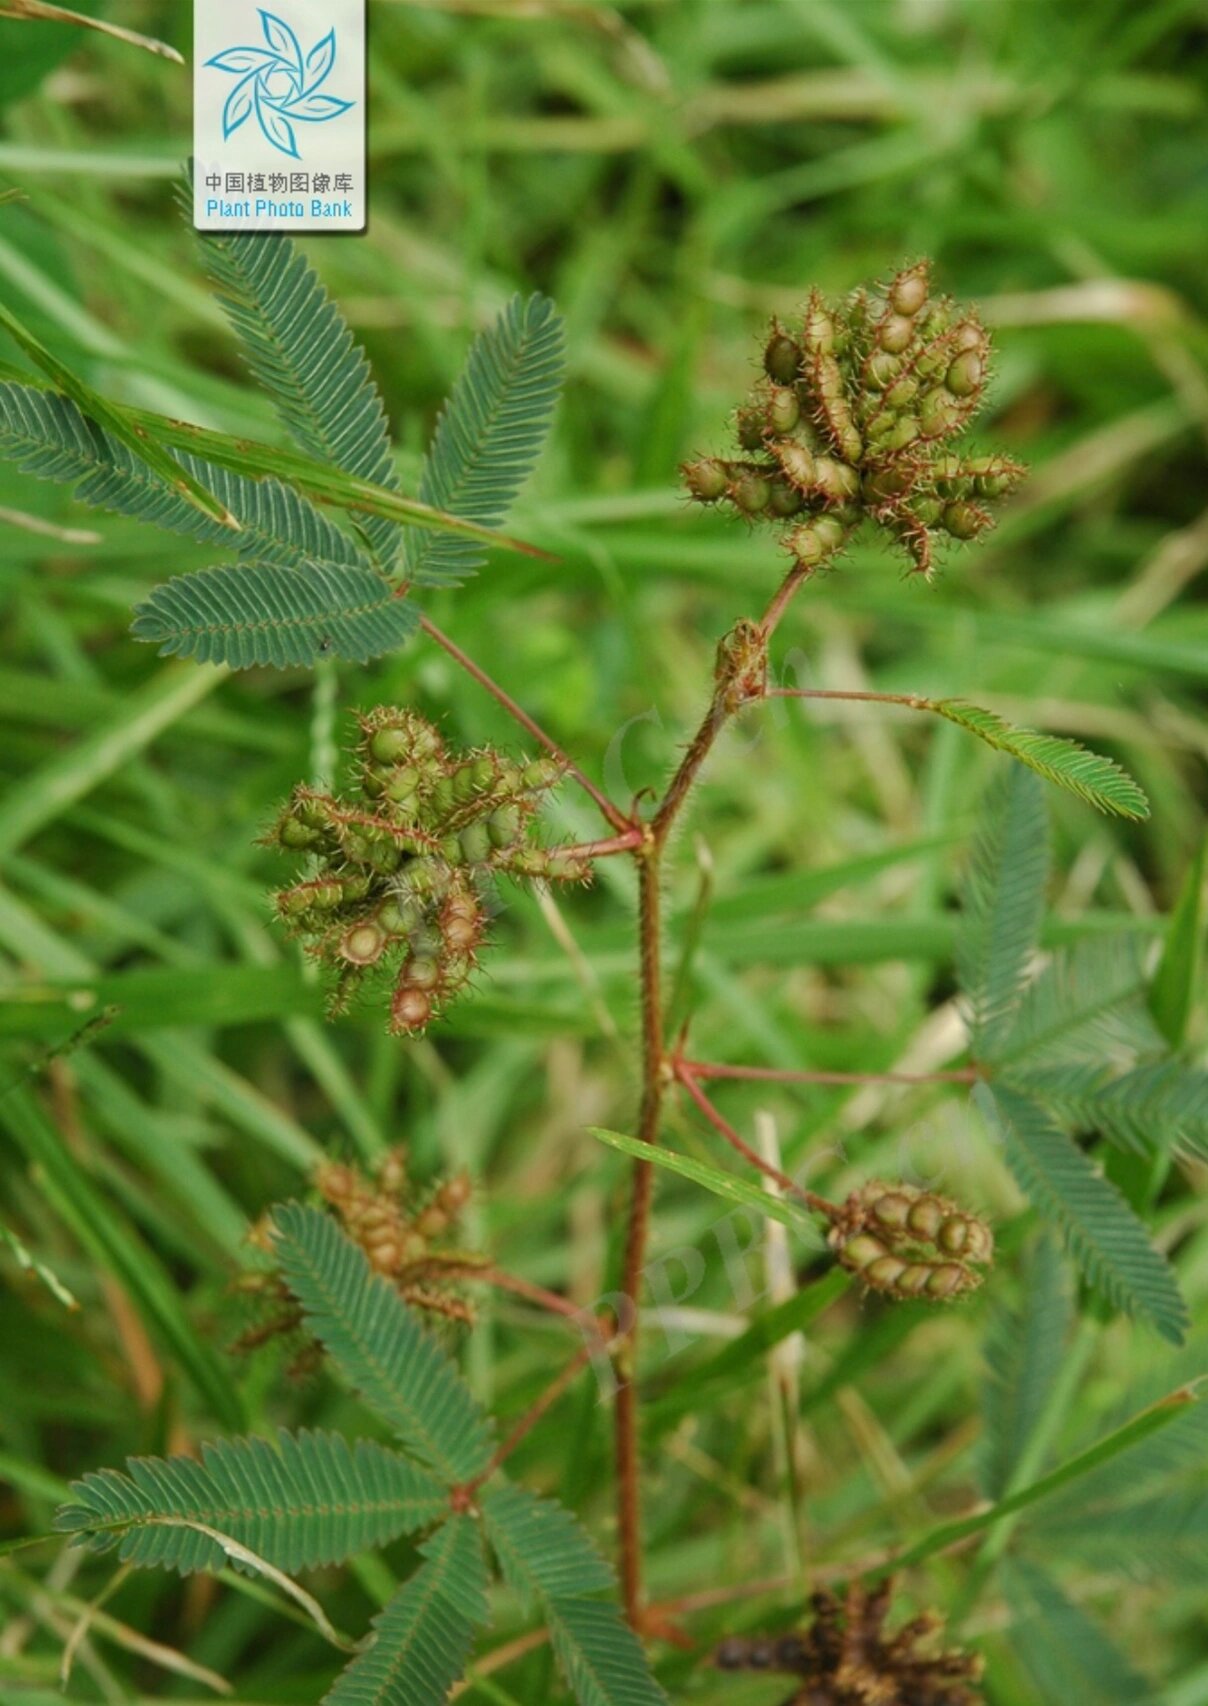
left=930, top=699, right=1149, bottom=820
left=977, top=1083, right=1187, bottom=1343
left=131, top=561, right=417, bottom=670
left=546, top=1597, right=670, bottom=1706
left=1001, top=1558, right=1153, bottom=1705
left=958, top=766, right=1050, bottom=1058
left=54, top=1430, right=446, bottom=1576
left=197, top=227, right=403, bottom=568
left=271, top=1204, right=493, bottom=1484
left=0, top=380, right=370, bottom=570
left=323, top=1516, right=490, bottom=1706
left=404, top=293, right=566, bottom=587
left=482, top=1483, right=615, bottom=1605
left=979, top=1235, right=1072, bottom=1499
left=992, top=936, right=1159, bottom=1069
left=483, top=1484, right=666, bottom=1706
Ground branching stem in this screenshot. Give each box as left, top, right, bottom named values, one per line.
left=681, top=1058, right=980, bottom=1087
left=420, top=615, right=633, bottom=832
left=673, top=1062, right=841, bottom=1219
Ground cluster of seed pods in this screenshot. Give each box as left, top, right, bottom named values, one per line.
left=715, top=1579, right=984, bottom=1706
left=682, top=260, right=1025, bottom=576
left=829, top=1180, right=994, bottom=1302
left=314, top=1148, right=480, bottom=1324
left=270, top=708, right=590, bottom=1035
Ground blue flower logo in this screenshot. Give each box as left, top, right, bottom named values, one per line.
left=205, top=9, right=354, bottom=160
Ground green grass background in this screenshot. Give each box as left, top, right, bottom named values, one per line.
left=0, top=1, right=1207, bottom=1701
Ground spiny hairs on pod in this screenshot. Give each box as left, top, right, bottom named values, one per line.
left=682, top=259, right=1025, bottom=579
left=829, top=1179, right=994, bottom=1302
left=267, top=708, right=592, bottom=1037
left=714, top=1577, right=984, bottom=1706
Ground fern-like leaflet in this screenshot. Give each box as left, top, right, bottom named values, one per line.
left=403, top=291, right=566, bottom=587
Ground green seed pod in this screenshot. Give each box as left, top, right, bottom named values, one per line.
left=405, top=956, right=441, bottom=991
left=458, top=822, right=493, bottom=865
left=378, top=897, right=420, bottom=936
left=768, top=479, right=804, bottom=518
left=862, top=466, right=913, bottom=505
left=870, top=1191, right=913, bottom=1230
left=764, top=330, right=801, bottom=384
left=937, top=1217, right=969, bottom=1254
left=730, top=471, right=772, bottom=515
left=878, top=314, right=915, bottom=355
left=340, top=923, right=387, bottom=966
left=910, top=495, right=943, bottom=526
left=942, top=501, right=986, bottom=540
left=545, top=852, right=591, bottom=883
left=386, top=766, right=421, bottom=804
left=945, top=350, right=983, bottom=398
left=952, top=319, right=983, bottom=351
left=487, top=806, right=522, bottom=848
left=866, top=1254, right=909, bottom=1290
left=370, top=727, right=412, bottom=766
left=842, top=1233, right=889, bottom=1270
left=766, top=385, right=801, bottom=436
left=787, top=514, right=847, bottom=567
left=814, top=457, right=861, bottom=503
left=865, top=349, right=901, bottom=391
left=906, top=1198, right=943, bottom=1239
left=429, top=776, right=456, bottom=815
left=279, top=816, right=318, bottom=850
left=775, top=440, right=817, bottom=491
left=522, top=757, right=562, bottom=790
left=682, top=457, right=729, bottom=502
left=896, top=1264, right=932, bottom=1296
left=926, top=1264, right=967, bottom=1298
left=802, top=293, right=836, bottom=356
left=919, top=388, right=959, bottom=437
left=883, top=373, right=920, bottom=410
left=890, top=264, right=930, bottom=317
left=736, top=407, right=766, bottom=452
left=367, top=840, right=403, bottom=875
left=882, top=416, right=919, bottom=451
left=452, top=763, right=480, bottom=802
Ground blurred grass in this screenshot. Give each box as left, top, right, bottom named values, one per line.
left=0, top=1, right=1206, bottom=1702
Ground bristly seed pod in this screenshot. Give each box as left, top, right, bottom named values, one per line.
left=829, top=1180, right=994, bottom=1303
left=682, top=258, right=1021, bottom=582
left=270, top=709, right=594, bottom=1040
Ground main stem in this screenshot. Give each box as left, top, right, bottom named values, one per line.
left=613, top=560, right=815, bottom=1626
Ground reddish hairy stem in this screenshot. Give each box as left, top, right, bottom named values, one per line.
left=461, top=1345, right=595, bottom=1496
left=420, top=615, right=633, bottom=833
left=477, top=1266, right=611, bottom=1346
left=614, top=560, right=820, bottom=1623
left=673, top=1062, right=840, bottom=1220
left=769, top=686, right=933, bottom=710
left=616, top=850, right=664, bottom=1624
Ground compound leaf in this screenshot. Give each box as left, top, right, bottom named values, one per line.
left=404, top=293, right=564, bottom=587
left=54, top=1430, right=445, bottom=1575
left=131, top=561, right=417, bottom=669
left=481, top=1483, right=615, bottom=1606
